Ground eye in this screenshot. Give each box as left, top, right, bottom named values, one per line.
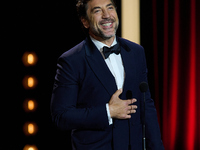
left=108, top=6, right=114, bottom=10
left=95, top=10, right=100, bottom=13
left=94, top=9, right=101, bottom=13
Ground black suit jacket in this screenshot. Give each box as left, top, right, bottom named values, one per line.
left=51, top=37, right=164, bottom=150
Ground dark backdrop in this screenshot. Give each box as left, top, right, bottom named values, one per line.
left=4, top=0, right=199, bottom=150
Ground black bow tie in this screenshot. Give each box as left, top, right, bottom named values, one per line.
left=103, top=43, right=120, bottom=59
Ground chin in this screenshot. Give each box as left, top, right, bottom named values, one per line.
left=101, top=27, right=117, bottom=38
left=104, top=34, right=115, bottom=39
left=102, top=31, right=116, bottom=39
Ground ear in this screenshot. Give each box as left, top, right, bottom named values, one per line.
left=81, top=17, right=90, bottom=29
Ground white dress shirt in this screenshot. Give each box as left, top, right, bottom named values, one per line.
left=90, top=36, right=125, bottom=125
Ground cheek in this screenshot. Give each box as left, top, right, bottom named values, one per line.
left=113, top=12, right=119, bottom=21
left=90, top=15, right=101, bottom=26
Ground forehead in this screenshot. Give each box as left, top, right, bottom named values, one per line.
left=87, top=0, right=113, bottom=9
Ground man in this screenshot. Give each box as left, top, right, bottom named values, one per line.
left=51, top=0, right=164, bottom=149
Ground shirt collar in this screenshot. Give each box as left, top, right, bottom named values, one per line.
left=90, top=36, right=117, bottom=51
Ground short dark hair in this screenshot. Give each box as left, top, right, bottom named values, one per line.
left=76, top=0, right=90, bottom=19
left=76, top=0, right=117, bottom=19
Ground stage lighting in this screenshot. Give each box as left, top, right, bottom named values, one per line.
left=22, top=51, right=39, bottom=148
left=23, top=145, right=38, bottom=150
left=22, top=76, right=38, bottom=89
left=22, top=52, right=38, bottom=66
left=23, top=99, right=37, bottom=112
left=23, top=122, right=38, bottom=136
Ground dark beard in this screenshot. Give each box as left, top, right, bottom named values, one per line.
left=90, top=19, right=119, bottom=40
left=96, top=27, right=116, bottom=40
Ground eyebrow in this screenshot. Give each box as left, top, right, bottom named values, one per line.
left=91, top=3, right=114, bottom=12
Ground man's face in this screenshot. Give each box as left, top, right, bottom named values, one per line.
left=82, top=0, right=119, bottom=40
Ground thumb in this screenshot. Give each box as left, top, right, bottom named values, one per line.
left=114, top=88, right=123, bottom=97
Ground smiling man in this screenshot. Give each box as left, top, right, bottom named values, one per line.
left=81, top=0, right=119, bottom=45
left=51, top=0, right=164, bottom=150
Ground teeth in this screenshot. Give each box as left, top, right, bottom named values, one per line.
left=102, top=23, right=112, bottom=26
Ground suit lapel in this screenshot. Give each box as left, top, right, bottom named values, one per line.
left=84, top=38, right=117, bottom=96
left=118, top=37, right=137, bottom=94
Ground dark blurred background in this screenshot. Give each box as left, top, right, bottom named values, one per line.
left=3, top=0, right=200, bottom=150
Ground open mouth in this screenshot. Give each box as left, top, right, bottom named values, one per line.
left=99, top=19, right=115, bottom=29
left=102, top=23, right=112, bottom=27
left=100, top=22, right=114, bottom=29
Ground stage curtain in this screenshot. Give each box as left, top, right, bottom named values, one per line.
left=150, top=0, right=200, bottom=149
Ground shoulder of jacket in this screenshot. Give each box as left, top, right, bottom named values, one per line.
left=59, top=40, right=86, bottom=59
left=118, top=37, right=144, bottom=49
left=117, top=37, right=144, bottom=55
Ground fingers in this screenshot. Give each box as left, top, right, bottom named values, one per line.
left=127, top=108, right=137, bottom=114
left=127, top=98, right=137, bottom=105
left=126, top=114, right=132, bottom=119
left=128, top=105, right=137, bottom=111
left=127, top=100, right=137, bottom=117
left=127, top=104, right=137, bottom=113
left=109, top=89, right=138, bottom=119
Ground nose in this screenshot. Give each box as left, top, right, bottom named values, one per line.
left=102, top=9, right=110, bottom=18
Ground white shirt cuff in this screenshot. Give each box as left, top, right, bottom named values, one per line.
left=106, top=103, right=113, bottom=125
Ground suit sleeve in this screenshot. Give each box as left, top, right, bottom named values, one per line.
left=50, top=56, right=109, bottom=131
left=140, top=49, right=165, bottom=150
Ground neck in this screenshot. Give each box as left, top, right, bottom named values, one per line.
left=89, top=33, right=115, bottom=47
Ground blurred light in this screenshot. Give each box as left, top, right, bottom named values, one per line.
left=28, top=100, right=34, bottom=110
left=28, top=123, right=34, bottom=134
left=28, top=77, right=34, bottom=87
left=23, top=122, right=38, bottom=136
left=23, top=99, right=37, bottom=112
left=27, top=54, right=34, bottom=64
left=22, top=76, right=38, bottom=89
left=22, top=52, right=38, bottom=66
left=23, top=145, right=38, bottom=150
